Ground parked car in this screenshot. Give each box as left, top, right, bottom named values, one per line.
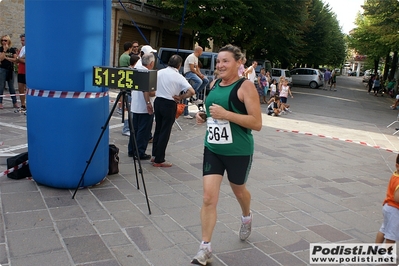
left=246, top=59, right=272, bottom=75
left=155, top=47, right=218, bottom=84
left=271, top=68, right=292, bottom=86
left=290, top=68, right=324, bottom=89
left=350, top=71, right=364, bottom=77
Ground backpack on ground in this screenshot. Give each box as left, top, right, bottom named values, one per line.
left=108, top=144, right=119, bottom=175
left=6, top=152, right=31, bottom=179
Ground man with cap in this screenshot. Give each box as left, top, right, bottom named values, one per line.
left=133, top=45, right=157, bottom=143
left=127, top=53, right=156, bottom=160
left=135, top=45, right=157, bottom=68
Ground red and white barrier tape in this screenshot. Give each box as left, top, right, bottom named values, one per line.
left=27, top=88, right=108, bottom=98
left=0, top=93, right=26, bottom=97
left=0, top=160, right=29, bottom=177
left=276, top=129, right=398, bottom=154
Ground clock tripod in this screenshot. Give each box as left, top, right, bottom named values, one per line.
left=72, top=89, right=151, bottom=215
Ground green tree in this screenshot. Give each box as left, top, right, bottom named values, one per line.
left=246, top=0, right=344, bottom=68
left=347, top=10, right=387, bottom=75
left=152, top=0, right=346, bottom=68
left=362, top=0, right=399, bottom=80
left=152, top=0, right=248, bottom=48
left=348, top=0, right=399, bottom=81
left=244, top=0, right=309, bottom=68
left=292, top=0, right=345, bottom=68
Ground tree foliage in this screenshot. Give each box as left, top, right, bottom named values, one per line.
left=152, top=0, right=248, bottom=48
left=362, top=0, right=399, bottom=50
left=152, top=0, right=346, bottom=68
left=248, top=0, right=310, bottom=68
left=349, top=0, right=399, bottom=79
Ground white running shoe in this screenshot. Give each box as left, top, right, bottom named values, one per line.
left=191, top=246, right=212, bottom=265
left=239, top=212, right=253, bottom=241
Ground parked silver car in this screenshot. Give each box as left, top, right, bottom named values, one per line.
left=290, top=68, right=324, bottom=89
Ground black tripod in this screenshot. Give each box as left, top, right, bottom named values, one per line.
left=72, top=89, right=151, bottom=215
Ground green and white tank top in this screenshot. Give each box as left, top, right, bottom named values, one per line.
left=204, top=79, right=254, bottom=155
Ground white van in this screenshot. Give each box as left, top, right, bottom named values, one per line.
left=271, top=68, right=292, bottom=86
left=155, top=47, right=218, bottom=83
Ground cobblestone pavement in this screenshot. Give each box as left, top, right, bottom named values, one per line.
left=1, top=76, right=399, bottom=265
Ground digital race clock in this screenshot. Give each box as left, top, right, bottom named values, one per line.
left=93, top=66, right=157, bottom=92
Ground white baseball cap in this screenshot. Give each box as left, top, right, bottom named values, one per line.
left=141, top=45, right=157, bottom=54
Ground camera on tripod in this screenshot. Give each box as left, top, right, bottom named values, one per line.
left=73, top=66, right=157, bottom=214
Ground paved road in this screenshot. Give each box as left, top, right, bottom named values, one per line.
left=0, top=75, right=398, bottom=265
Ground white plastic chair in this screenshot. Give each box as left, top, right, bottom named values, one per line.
left=387, top=113, right=399, bottom=135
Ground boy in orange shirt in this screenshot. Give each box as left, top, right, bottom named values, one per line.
left=376, top=154, right=399, bottom=244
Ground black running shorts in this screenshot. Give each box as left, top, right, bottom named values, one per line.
left=203, top=147, right=253, bottom=185
left=17, top=74, right=26, bottom=84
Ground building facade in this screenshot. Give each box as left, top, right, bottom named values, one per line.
left=111, top=0, right=193, bottom=66
left=0, top=0, right=25, bottom=47
left=0, top=0, right=194, bottom=67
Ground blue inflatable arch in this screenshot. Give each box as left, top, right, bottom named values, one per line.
left=25, top=0, right=111, bottom=188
